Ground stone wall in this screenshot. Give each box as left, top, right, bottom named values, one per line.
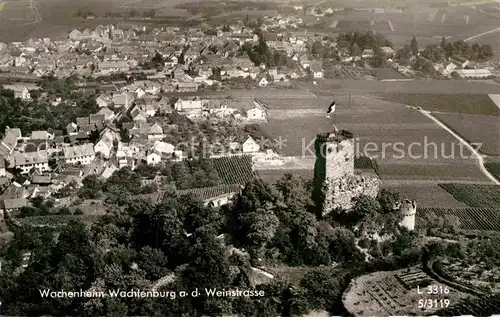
left=322, top=172, right=380, bottom=214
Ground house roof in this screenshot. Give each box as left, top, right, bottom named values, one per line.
left=89, top=114, right=105, bottom=124
left=31, top=174, right=52, bottom=184
left=152, top=141, right=175, bottom=154
left=63, top=143, right=95, bottom=159
left=77, top=117, right=90, bottom=126
left=113, top=92, right=135, bottom=105
left=96, top=107, right=114, bottom=119
left=3, top=198, right=27, bottom=210
left=1, top=185, right=28, bottom=200
left=66, top=122, right=78, bottom=133
left=14, top=150, right=48, bottom=166
left=149, top=123, right=163, bottom=134
left=31, top=130, right=50, bottom=140
left=178, top=82, right=198, bottom=88
left=310, top=63, right=323, bottom=72
left=243, top=136, right=259, bottom=147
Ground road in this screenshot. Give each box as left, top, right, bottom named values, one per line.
left=464, top=26, right=500, bottom=42
left=19, top=0, right=42, bottom=26
left=418, top=109, right=500, bottom=185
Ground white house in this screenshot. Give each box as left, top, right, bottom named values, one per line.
left=63, top=143, right=96, bottom=165
left=362, top=49, right=374, bottom=59
left=14, top=151, right=50, bottom=174
left=242, top=136, right=261, bottom=153
left=380, top=46, right=395, bottom=57
left=94, top=130, right=115, bottom=159
left=174, top=97, right=204, bottom=116
left=135, top=87, right=146, bottom=99
left=96, top=107, right=116, bottom=121
left=258, top=77, right=269, bottom=87
left=147, top=123, right=164, bottom=140
left=310, top=63, right=324, bottom=78
left=146, top=151, right=161, bottom=165
left=455, top=69, right=492, bottom=78
left=146, top=141, right=175, bottom=165
left=246, top=100, right=268, bottom=121
left=113, top=92, right=135, bottom=109
left=97, top=60, right=130, bottom=74
left=3, top=84, right=35, bottom=101
left=96, top=94, right=114, bottom=108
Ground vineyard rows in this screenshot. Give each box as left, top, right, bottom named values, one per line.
left=332, top=66, right=368, bottom=79
left=354, top=156, right=379, bottom=176
left=416, top=207, right=500, bottom=231
left=212, top=155, right=256, bottom=186
left=434, top=294, right=500, bottom=316
left=485, top=163, right=500, bottom=182
left=438, top=183, right=500, bottom=209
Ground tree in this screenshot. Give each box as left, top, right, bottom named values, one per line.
left=129, top=9, right=139, bottom=18
left=396, top=44, right=412, bottom=63
left=350, top=43, right=361, bottom=57
left=352, top=195, right=380, bottom=221
left=247, top=208, right=279, bottom=246
left=377, top=189, right=400, bottom=213
left=440, top=36, right=446, bottom=49
left=292, top=266, right=352, bottom=315
left=410, top=36, right=419, bottom=56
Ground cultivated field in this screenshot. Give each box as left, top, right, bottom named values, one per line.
left=485, top=163, right=500, bottom=181
left=260, top=94, right=489, bottom=182
left=416, top=207, right=500, bottom=231
left=438, top=183, right=500, bottom=208
left=307, top=80, right=500, bottom=95
left=212, top=155, right=256, bottom=185
left=381, top=183, right=469, bottom=208
left=311, top=0, right=500, bottom=49
left=433, top=113, right=500, bottom=156
left=343, top=266, right=472, bottom=316
left=377, top=93, right=500, bottom=116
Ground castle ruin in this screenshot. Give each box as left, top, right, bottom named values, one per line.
left=313, top=129, right=379, bottom=215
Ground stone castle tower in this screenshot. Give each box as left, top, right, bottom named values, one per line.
left=314, top=129, right=355, bottom=182
left=398, top=199, right=417, bottom=231
left=313, top=129, right=379, bottom=215
left=314, top=129, right=379, bottom=215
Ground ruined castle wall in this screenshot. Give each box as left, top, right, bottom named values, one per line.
left=322, top=173, right=380, bottom=214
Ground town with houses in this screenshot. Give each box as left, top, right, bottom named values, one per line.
left=0, top=0, right=499, bottom=315
left=0, top=9, right=498, bottom=214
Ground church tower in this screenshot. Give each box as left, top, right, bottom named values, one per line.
left=313, top=129, right=355, bottom=214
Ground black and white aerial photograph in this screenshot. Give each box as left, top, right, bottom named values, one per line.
left=0, top=0, right=499, bottom=316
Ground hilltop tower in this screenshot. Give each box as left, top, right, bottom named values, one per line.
left=313, top=128, right=379, bottom=216
left=313, top=129, right=354, bottom=214
left=398, top=199, right=417, bottom=231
